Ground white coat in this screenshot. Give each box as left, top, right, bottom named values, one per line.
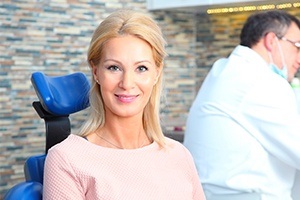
left=184, top=45, right=300, bottom=200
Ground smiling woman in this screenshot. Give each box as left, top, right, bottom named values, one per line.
left=92, top=35, right=159, bottom=121
left=42, top=9, right=206, bottom=200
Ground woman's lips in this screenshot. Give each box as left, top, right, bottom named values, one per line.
left=115, top=94, right=138, bottom=103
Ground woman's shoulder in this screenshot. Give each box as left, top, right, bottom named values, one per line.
left=164, top=136, right=189, bottom=154
left=162, top=136, right=196, bottom=168
left=47, top=134, right=88, bottom=155
left=164, top=136, right=182, bottom=145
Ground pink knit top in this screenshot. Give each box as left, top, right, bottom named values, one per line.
left=43, top=134, right=206, bottom=200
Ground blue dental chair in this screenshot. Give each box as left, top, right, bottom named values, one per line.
left=3, top=71, right=90, bottom=200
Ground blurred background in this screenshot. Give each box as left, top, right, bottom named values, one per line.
left=1, top=0, right=300, bottom=198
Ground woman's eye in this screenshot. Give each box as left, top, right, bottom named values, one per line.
left=137, top=65, right=148, bottom=72
left=107, top=65, right=120, bottom=71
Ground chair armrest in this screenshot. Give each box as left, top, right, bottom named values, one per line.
left=24, top=154, right=46, bottom=183
left=3, top=182, right=42, bottom=200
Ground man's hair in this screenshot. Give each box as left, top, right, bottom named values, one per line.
left=240, top=10, right=300, bottom=47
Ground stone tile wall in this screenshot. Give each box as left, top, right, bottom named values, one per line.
left=1, top=0, right=299, bottom=197
left=0, top=0, right=149, bottom=197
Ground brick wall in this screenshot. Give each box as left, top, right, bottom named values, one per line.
left=1, top=0, right=299, bottom=197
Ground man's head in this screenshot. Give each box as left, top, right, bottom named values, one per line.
left=240, top=10, right=300, bottom=81
left=240, top=10, right=300, bottom=48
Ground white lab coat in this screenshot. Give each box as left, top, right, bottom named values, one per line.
left=184, top=45, right=300, bottom=200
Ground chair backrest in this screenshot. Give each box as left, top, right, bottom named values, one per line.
left=4, top=72, right=91, bottom=200
left=31, top=71, right=90, bottom=153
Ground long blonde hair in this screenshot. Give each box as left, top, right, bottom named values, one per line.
left=78, top=9, right=168, bottom=147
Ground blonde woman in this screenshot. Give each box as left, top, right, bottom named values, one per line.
left=43, top=9, right=205, bottom=200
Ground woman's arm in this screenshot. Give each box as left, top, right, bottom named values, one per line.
left=43, top=147, right=85, bottom=200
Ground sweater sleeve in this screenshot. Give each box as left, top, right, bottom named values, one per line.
left=182, top=145, right=207, bottom=200
left=43, top=147, right=85, bottom=200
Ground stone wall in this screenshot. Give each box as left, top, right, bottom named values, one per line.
left=1, top=0, right=299, bottom=197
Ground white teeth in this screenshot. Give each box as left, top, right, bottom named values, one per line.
left=117, top=95, right=137, bottom=100
left=119, top=96, right=134, bottom=99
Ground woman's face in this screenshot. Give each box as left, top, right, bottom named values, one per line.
left=92, top=35, right=160, bottom=119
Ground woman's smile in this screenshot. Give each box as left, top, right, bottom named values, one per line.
left=115, top=94, right=139, bottom=103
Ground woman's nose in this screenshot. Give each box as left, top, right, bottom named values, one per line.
left=119, top=71, right=135, bottom=90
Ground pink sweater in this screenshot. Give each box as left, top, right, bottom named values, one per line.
left=43, top=134, right=206, bottom=200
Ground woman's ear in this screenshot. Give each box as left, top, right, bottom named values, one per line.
left=264, top=32, right=277, bottom=52
left=154, top=64, right=163, bottom=84
left=91, top=61, right=99, bottom=83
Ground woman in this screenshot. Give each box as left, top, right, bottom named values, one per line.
left=43, top=9, right=205, bottom=200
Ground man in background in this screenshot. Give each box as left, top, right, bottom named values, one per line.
left=184, top=10, right=300, bottom=200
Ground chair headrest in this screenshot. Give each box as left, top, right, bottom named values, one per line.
left=31, top=72, right=90, bottom=116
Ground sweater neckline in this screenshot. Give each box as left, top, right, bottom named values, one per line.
left=70, top=134, right=158, bottom=152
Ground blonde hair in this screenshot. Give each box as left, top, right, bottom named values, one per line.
left=78, top=9, right=168, bottom=147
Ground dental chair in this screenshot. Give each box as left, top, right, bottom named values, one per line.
left=3, top=71, right=90, bottom=200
